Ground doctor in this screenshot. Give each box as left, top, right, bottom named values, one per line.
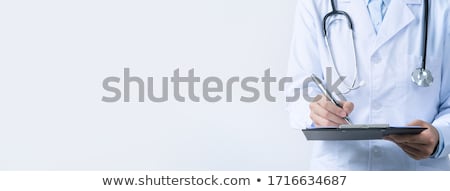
left=287, top=0, right=450, bottom=170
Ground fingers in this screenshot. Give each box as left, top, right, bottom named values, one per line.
left=398, top=143, right=425, bottom=160
left=309, top=95, right=352, bottom=126
left=385, top=137, right=428, bottom=160
left=386, top=134, right=437, bottom=159
left=384, top=120, right=440, bottom=160
left=310, top=112, right=339, bottom=127
left=387, top=134, right=421, bottom=144
left=407, top=120, right=427, bottom=127
left=317, top=97, right=347, bottom=118
left=399, top=143, right=430, bottom=160
left=310, top=102, right=347, bottom=125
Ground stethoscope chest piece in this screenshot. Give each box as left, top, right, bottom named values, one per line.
left=411, top=68, right=434, bottom=87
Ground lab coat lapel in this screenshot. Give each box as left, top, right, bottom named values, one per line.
left=351, top=0, right=376, bottom=40
left=372, top=0, right=416, bottom=54
left=336, top=0, right=376, bottom=49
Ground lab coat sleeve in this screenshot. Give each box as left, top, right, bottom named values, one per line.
left=286, top=1, right=324, bottom=129
left=431, top=29, right=450, bottom=158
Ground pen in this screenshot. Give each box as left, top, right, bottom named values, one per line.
left=310, top=74, right=353, bottom=125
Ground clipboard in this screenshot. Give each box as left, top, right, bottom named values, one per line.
left=302, top=124, right=426, bottom=141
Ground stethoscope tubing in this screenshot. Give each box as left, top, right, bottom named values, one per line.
left=322, top=0, right=432, bottom=89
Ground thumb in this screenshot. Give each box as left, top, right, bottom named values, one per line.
left=407, top=120, right=426, bottom=127
left=341, top=101, right=354, bottom=115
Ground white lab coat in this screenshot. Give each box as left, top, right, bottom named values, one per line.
left=287, top=0, right=450, bottom=170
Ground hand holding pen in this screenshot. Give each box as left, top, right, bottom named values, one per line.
left=310, top=74, right=354, bottom=126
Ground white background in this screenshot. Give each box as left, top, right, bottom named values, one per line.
left=0, top=0, right=312, bottom=170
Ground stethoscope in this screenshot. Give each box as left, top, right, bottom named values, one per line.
left=323, top=0, right=433, bottom=92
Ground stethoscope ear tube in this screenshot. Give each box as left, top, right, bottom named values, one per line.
left=322, top=11, right=353, bottom=37
left=322, top=0, right=361, bottom=93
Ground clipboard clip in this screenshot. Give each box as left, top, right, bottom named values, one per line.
left=338, top=124, right=389, bottom=129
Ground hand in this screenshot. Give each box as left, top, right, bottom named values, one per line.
left=385, top=120, right=440, bottom=160
left=309, top=95, right=354, bottom=126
